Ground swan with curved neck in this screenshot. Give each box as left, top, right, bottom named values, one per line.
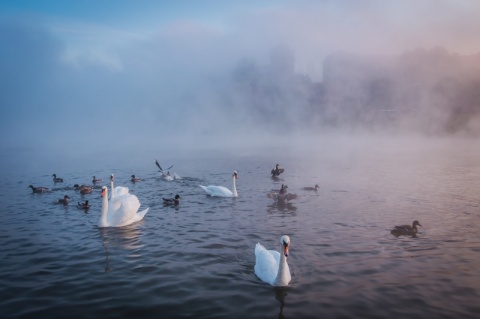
left=199, top=171, right=238, bottom=197
left=254, top=235, right=291, bottom=286
left=109, top=174, right=128, bottom=199
left=99, top=186, right=149, bottom=228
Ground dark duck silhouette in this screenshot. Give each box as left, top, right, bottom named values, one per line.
left=73, top=184, right=92, bottom=194
left=267, top=184, right=297, bottom=203
left=78, top=200, right=90, bottom=210
left=80, top=185, right=93, bottom=194
left=58, top=195, right=70, bottom=205
left=92, top=176, right=103, bottom=184
left=271, top=164, right=284, bottom=178
left=29, top=185, right=50, bottom=193
left=163, top=194, right=181, bottom=206
left=52, top=174, right=64, bottom=183
left=391, top=220, right=422, bottom=237
left=303, top=184, right=319, bottom=191
left=131, top=175, right=141, bottom=182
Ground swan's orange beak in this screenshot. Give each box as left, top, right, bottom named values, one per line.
left=101, top=189, right=105, bottom=198
left=283, top=244, right=289, bottom=257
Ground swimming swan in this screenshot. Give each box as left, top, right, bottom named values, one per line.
left=254, top=235, right=291, bottom=286
left=109, top=174, right=129, bottom=199
left=99, top=186, right=149, bottom=228
left=199, top=171, right=238, bottom=197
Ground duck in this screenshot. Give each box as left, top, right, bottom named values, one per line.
left=80, top=185, right=93, bottom=194
left=254, top=235, right=291, bottom=287
left=271, top=164, right=284, bottom=178
left=131, top=175, right=142, bottom=182
left=92, top=176, right=103, bottom=184
left=78, top=200, right=90, bottom=210
left=52, top=174, right=64, bottom=183
left=391, top=220, right=422, bottom=237
left=28, top=185, right=50, bottom=193
left=98, top=185, right=149, bottom=228
left=278, top=185, right=297, bottom=202
left=199, top=171, right=238, bottom=197
left=58, top=195, right=70, bottom=205
left=303, top=184, right=319, bottom=191
left=163, top=194, right=181, bottom=206
left=267, top=184, right=297, bottom=202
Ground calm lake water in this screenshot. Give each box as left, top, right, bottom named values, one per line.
left=1, top=137, right=480, bottom=318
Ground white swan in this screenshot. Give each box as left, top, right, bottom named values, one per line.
left=99, top=186, right=149, bottom=228
left=199, top=171, right=238, bottom=197
left=254, top=235, right=291, bottom=286
left=110, top=174, right=129, bottom=199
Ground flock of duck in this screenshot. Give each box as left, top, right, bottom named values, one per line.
left=28, top=162, right=422, bottom=287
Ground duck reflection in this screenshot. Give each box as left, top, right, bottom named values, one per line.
left=267, top=202, right=297, bottom=216
left=99, top=225, right=144, bottom=272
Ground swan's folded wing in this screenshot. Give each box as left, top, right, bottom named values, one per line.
left=200, top=185, right=233, bottom=197
left=108, top=194, right=141, bottom=226
left=130, top=207, right=149, bottom=224
left=114, top=186, right=129, bottom=197
left=254, top=243, right=279, bottom=285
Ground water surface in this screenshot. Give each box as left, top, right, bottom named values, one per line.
left=1, top=138, right=480, bottom=318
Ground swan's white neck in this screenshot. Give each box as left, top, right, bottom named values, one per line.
left=110, top=179, right=114, bottom=199
left=273, top=247, right=288, bottom=286
left=100, top=188, right=109, bottom=227
left=232, top=175, right=238, bottom=197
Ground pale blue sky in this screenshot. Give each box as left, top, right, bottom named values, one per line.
left=1, top=0, right=480, bottom=166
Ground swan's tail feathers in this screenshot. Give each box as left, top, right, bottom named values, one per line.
left=255, top=242, right=267, bottom=255
left=135, top=207, right=149, bottom=222
left=199, top=185, right=208, bottom=192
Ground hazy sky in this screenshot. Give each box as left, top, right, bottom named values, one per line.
left=1, top=0, right=480, bottom=165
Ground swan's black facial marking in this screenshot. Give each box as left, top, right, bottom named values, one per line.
left=281, top=235, right=290, bottom=257
left=283, top=242, right=289, bottom=257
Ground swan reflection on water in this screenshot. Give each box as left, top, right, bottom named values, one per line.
left=99, top=226, right=144, bottom=272
left=275, top=287, right=288, bottom=319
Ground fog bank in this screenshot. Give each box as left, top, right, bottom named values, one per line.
left=1, top=1, right=480, bottom=167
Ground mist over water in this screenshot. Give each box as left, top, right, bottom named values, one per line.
left=1, top=1, right=480, bottom=165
